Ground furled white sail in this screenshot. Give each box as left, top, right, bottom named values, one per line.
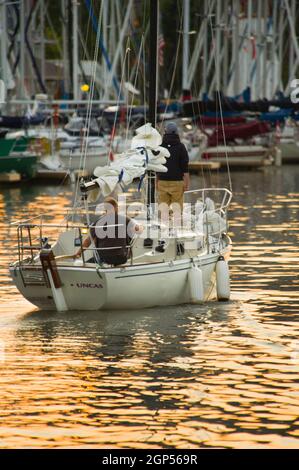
left=88, top=124, right=170, bottom=201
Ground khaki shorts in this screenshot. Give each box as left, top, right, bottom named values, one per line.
left=157, top=180, right=184, bottom=210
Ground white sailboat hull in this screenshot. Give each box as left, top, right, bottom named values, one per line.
left=199, top=145, right=273, bottom=167
left=9, top=251, right=227, bottom=311
left=59, top=150, right=108, bottom=173
left=279, top=141, right=299, bottom=162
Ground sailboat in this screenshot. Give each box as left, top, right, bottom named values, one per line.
left=9, top=0, right=232, bottom=311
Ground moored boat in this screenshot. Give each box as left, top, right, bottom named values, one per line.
left=0, top=136, right=38, bottom=179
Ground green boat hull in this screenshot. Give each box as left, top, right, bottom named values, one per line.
left=0, top=137, right=36, bottom=178
left=0, top=153, right=37, bottom=178
left=11, top=136, right=32, bottom=153
left=0, top=139, right=15, bottom=157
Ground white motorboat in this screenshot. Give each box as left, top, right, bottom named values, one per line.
left=59, top=145, right=108, bottom=173
left=59, top=134, right=130, bottom=173
left=199, top=144, right=273, bottom=168
left=278, top=120, right=299, bottom=162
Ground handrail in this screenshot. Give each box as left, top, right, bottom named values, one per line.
left=184, top=187, right=232, bottom=195
left=184, top=188, right=232, bottom=210
left=10, top=188, right=231, bottom=227
left=10, top=214, right=45, bottom=226
left=13, top=187, right=231, bottom=266
left=15, top=222, right=125, bottom=229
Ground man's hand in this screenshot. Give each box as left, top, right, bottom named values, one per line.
left=183, top=173, right=190, bottom=192
left=73, top=236, right=91, bottom=259
left=135, top=224, right=144, bottom=234
left=74, top=250, right=81, bottom=259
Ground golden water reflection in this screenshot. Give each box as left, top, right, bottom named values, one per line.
left=0, top=167, right=299, bottom=448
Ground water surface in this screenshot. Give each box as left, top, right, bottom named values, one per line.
left=0, top=166, right=299, bottom=448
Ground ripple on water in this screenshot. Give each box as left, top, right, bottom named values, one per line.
left=0, top=167, right=299, bottom=448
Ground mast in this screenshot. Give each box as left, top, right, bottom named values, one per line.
left=62, top=0, right=71, bottom=95
left=148, top=0, right=158, bottom=127
left=246, top=0, right=252, bottom=89
left=147, top=0, right=159, bottom=214
left=223, top=0, right=229, bottom=94
left=262, top=0, right=267, bottom=98
left=72, top=0, right=79, bottom=100
left=233, top=0, right=240, bottom=96
left=19, top=0, right=26, bottom=98
left=202, top=0, right=208, bottom=96
left=182, top=0, right=190, bottom=92
left=0, top=0, right=7, bottom=97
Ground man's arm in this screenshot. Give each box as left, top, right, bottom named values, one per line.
left=75, top=236, right=92, bottom=258
left=134, top=224, right=143, bottom=233
left=127, top=217, right=144, bottom=239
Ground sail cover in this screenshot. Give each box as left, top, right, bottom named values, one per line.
left=88, top=124, right=170, bottom=201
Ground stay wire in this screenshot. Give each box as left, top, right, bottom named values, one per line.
left=208, top=14, right=233, bottom=193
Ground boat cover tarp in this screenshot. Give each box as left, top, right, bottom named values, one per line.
left=88, top=124, right=170, bottom=202
left=259, top=109, right=292, bottom=123
left=207, top=120, right=270, bottom=146
left=183, top=97, right=299, bottom=118
left=183, top=99, right=271, bottom=117
left=0, top=114, right=45, bottom=128
left=198, top=115, right=246, bottom=127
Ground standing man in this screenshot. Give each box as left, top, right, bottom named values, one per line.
left=157, top=122, right=190, bottom=211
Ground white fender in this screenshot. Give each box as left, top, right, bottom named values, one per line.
left=216, top=257, right=230, bottom=301
left=189, top=266, right=204, bottom=303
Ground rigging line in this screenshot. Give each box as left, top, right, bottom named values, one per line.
left=160, top=0, right=184, bottom=127
left=85, top=0, right=108, bottom=139
left=126, top=38, right=131, bottom=130
left=95, top=5, right=131, bottom=139
left=125, top=34, right=145, bottom=144
left=208, top=14, right=232, bottom=193
left=7, top=4, right=20, bottom=62
left=77, top=0, right=95, bottom=89
left=136, top=0, right=148, bottom=128
left=82, top=0, right=93, bottom=63
left=82, top=1, right=104, bottom=159
left=189, top=64, right=213, bottom=189
left=142, top=0, right=148, bottom=32
left=24, top=0, right=47, bottom=94
left=107, top=37, right=132, bottom=164
left=45, top=3, right=63, bottom=57
left=84, top=0, right=121, bottom=97
left=80, top=5, right=102, bottom=170
left=143, top=33, right=147, bottom=127
left=72, top=0, right=103, bottom=212
left=185, top=1, right=211, bottom=186
left=128, top=20, right=148, bottom=81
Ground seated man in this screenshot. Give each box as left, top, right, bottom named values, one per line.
left=75, top=197, right=142, bottom=266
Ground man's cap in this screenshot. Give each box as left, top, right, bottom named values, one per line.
left=165, top=121, right=178, bottom=134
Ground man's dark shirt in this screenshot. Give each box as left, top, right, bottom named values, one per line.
left=90, top=213, right=132, bottom=265
left=158, top=133, right=189, bottom=181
